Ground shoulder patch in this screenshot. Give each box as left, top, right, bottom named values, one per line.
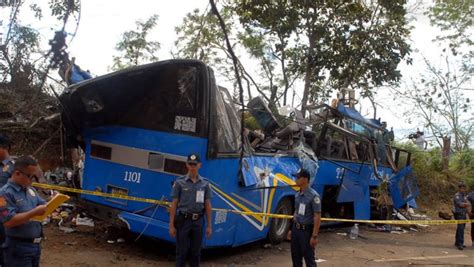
left=28, top=188, right=36, bottom=197
left=314, top=196, right=321, bottom=205
left=0, top=196, right=6, bottom=207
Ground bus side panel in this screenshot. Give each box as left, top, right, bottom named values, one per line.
left=231, top=156, right=300, bottom=247
left=80, top=127, right=213, bottom=242
left=314, top=160, right=393, bottom=220
left=198, top=158, right=240, bottom=247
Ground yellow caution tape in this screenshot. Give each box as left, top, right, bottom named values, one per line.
left=33, top=183, right=474, bottom=225
left=32, top=182, right=170, bottom=206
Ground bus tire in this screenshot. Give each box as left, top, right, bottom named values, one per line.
left=268, top=197, right=293, bottom=244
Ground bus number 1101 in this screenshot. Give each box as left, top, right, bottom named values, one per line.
left=124, top=171, right=141, bottom=183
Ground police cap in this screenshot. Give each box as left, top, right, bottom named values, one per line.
left=187, top=153, right=201, bottom=164
left=293, top=168, right=310, bottom=179
left=0, top=133, right=11, bottom=148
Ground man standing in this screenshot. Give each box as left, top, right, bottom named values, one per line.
left=289, top=169, right=321, bottom=267
left=467, top=188, right=474, bottom=246
left=169, top=153, right=212, bottom=267
left=453, top=182, right=469, bottom=250
left=0, top=134, right=14, bottom=187
left=0, top=133, right=14, bottom=266
left=0, top=156, right=47, bottom=267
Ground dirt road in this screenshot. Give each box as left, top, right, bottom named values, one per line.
left=41, top=224, right=474, bottom=266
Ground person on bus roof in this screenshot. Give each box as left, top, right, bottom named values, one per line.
left=169, top=153, right=212, bottom=267
left=288, top=168, right=321, bottom=267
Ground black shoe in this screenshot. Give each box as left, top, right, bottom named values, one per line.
left=457, top=245, right=464, bottom=250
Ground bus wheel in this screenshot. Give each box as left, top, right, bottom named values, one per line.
left=268, top=198, right=293, bottom=244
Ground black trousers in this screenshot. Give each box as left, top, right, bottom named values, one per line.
left=454, top=212, right=466, bottom=246
left=470, top=214, right=474, bottom=243
left=175, top=216, right=203, bottom=267
left=291, top=225, right=316, bottom=267
left=3, top=238, right=41, bottom=267
left=0, top=223, right=4, bottom=266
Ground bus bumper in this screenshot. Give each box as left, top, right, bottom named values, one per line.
left=118, top=212, right=175, bottom=243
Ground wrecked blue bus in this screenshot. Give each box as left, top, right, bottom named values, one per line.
left=59, top=59, right=418, bottom=247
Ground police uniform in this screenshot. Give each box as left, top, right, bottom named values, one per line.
left=0, top=157, right=14, bottom=266
left=466, top=191, right=474, bottom=245
left=453, top=191, right=467, bottom=248
left=171, top=174, right=212, bottom=267
left=291, top=187, right=321, bottom=267
left=0, top=158, right=14, bottom=187
left=0, top=180, right=45, bottom=267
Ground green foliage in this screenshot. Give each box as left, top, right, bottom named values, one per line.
left=0, top=0, right=80, bottom=87
left=202, top=0, right=412, bottom=112
left=111, top=15, right=161, bottom=71
left=48, top=0, right=81, bottom=21
left=244, top=115, right=260, bottom=131
left=1, top=2, right=41, bottom=86
left=427, top=0, right=473, bottom=56
left=451, top=150, right=474, bottom=186
left=173, top=8, right=230, bottom=63
left=394, top=141, right=474, bottom=205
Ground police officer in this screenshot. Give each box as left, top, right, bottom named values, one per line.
left=0, top=156, right=47, bottom=267
left=0, top=134, right=14, bottom=187
left=0, top=134, right=14, bottom=266
left=467, top=188, right=474, bottom=246
left=288, top=169, right=321, bottom=267
left=169, top=153, right=212, bottom=267
left=453, top=182, right=469, bottom=250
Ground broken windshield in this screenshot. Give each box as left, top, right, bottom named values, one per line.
left=65, top=61, right=207, bottom=137
left=214, top=86, right=241, bottom=153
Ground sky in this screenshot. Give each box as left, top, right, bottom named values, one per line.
left=2, top=0, right=472, bottom=144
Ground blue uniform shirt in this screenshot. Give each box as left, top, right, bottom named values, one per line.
left=0, top=158, right=14, bottom=187
left=294, top=187, right=321, bottom=225
left=453, top=192, right=467, bottom=214
left=171, top=175, right=212, bottom=214
left=0, top=180, right=46, bottom=239
left=467, top=192, right=474, bottom=213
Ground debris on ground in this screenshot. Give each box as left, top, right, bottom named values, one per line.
left=76, top=214, right=95, bottom=227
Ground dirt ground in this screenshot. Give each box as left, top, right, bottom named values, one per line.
left=39, top=222, right=474, bottom=267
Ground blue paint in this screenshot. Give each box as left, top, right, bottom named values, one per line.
left=79, top=126, right=416, bottom=247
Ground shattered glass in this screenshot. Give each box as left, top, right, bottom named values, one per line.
left=214, top=86, right=241, bottom=153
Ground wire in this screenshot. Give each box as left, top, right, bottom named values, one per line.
left=134, top=202, right=160, bottom=242
left=67, top=0, right=81, bottom=46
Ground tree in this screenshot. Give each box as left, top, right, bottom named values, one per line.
left=173, top=7, right=267, bottom=105
left=111, top=15, right=161, bottom=71
left=235, top=1, right=300, bottom=108
left=0, top=0, right=80, bottom=159
left=427, top=0, right=473, bottom=57
left=226, top=0, right=412, bottom=114
left=392, top=55, right=472, bottom=151
left=174, top=1, right=411, bottom=115
left=0, top=1, right=40, bottom=87
left=392, top=0, right=474, bottom=152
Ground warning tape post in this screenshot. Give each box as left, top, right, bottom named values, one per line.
left=32, top=182, right=474, bottom=226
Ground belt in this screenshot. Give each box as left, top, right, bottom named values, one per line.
left=180, top=211, right=203, bottom=221
left=8, top=236, right=42, bottom=244
left=294, top=223, right=314, bottom=231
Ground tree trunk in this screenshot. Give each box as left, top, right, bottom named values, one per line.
left=442, top=136, right=451, bottom=172
left=301, top=37, right=316, bottom=116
